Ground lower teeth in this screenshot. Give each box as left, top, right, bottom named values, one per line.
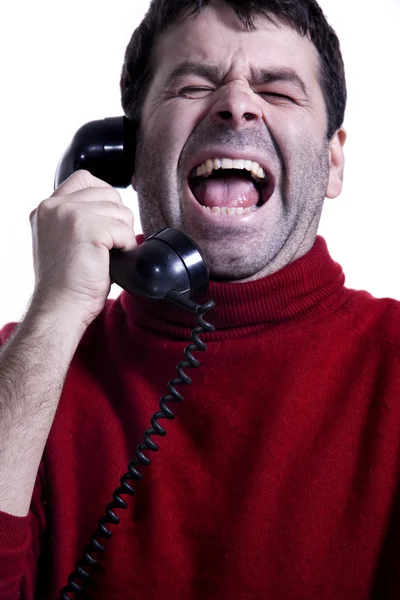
left=202, top=206, right=257, bottom=215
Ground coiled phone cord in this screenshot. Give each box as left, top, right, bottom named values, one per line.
left=58, top=293, right=216, bottom=599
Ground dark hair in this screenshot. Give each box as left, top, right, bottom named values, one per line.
left=120, top=0, right=346, bottom=139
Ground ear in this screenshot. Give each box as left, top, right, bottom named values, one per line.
left=326, top=127, right=347, bottom=199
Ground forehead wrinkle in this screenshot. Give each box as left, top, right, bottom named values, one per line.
left=154, top=12, right=321, bottom=103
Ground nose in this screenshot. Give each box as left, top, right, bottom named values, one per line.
left=210, top=82, right=263, bottom=129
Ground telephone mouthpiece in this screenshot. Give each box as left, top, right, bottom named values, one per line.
left=109, top=228, right=209, bottom=301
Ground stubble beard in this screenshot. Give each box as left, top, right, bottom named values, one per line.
left=135, top=124, right=330, bottom=281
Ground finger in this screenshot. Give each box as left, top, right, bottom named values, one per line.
left=51, top=169, right=113, bottom=198
left=29, top=195, right=129, bottom=231
left=56, top=186, right=124, bottom=205
left=83, top=214, right=138, bottom=252
left=30, top=187, right=125, bottom=224
left=59, top=200, right=134, bottom=227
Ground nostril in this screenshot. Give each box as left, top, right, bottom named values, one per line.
left=215, top=110, right=257, bottom=122
left=218, top=111, right=232, bottom=121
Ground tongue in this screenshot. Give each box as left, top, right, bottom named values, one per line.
left=193, top=176, right=259, bottom=208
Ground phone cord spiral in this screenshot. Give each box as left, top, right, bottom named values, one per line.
left=58, top=296, right=216, bottom=600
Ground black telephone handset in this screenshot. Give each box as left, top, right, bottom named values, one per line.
left=54, top=116, right=209, bottom=306
left=55, top=118, right=215, bottom=598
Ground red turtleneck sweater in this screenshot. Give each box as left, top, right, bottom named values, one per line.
left=1, top=236, right=400, bottom=599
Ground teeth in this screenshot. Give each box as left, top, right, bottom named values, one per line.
left=213, top=158, right=221, bottom=170
left=221, top=158, right=233, bottom=169
left=202, top=205, right=257, bottom=215
left=195, top=158, right=267, bottom=181
left=232, top=159, right=245, bottom=170
left=205, top=159, right=213, bottom=175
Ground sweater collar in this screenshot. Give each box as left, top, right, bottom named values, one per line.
left=119, top=236, right=346, bottom=340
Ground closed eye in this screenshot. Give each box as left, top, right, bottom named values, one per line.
left=179, top=86, right=214, bottom=96
left=259, top=92, right=294, bottom=102
left=178, top=87, right=294, bottom=102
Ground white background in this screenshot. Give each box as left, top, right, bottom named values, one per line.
left=0, top=0, right=399, bottom=324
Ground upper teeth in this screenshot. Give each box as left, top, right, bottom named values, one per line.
left=194, top=158, right=266, bottom=180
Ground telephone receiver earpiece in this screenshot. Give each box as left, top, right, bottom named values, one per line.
left=55, top=117, right=209, bottom=303
left=55, top=116, right=136, bottom=189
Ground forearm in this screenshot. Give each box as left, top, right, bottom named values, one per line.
left=0, top=302, right=86, bottom=517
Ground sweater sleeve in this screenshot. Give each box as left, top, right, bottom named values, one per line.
left=0, top=463, right=46, bottom=599
left=0, top=323, right=47, bottom=599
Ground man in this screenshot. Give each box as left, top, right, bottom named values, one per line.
left=0, top=0, right=398, bottom=598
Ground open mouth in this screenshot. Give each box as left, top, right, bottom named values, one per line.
left=188, top=157, right=275, bottom=215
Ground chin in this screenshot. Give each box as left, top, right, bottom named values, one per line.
left=202, top=249, right=266, bottom=282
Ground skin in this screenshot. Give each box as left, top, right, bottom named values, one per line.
left=132, top=1, right=346, bottom=281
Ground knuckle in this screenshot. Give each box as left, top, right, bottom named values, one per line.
left=114, top=204, right=133, bottom=222
left=38, top=201, right=81, bottom=235
left=70, top=169, right=97, bottom=191
left=111, top=217, right=133, bottom=234
left=53, top=201, right=70, bottom=219
left=55, top=203, right=82, bottom=230
left=74, top=169, right=92, bottom=183
left=35, top=197, right=57, bottom=219
left=104, top=187, right=123, bottom=204
left=102, top=198, right=123, bottom=212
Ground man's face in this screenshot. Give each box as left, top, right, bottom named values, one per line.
left=133, top=2, right=345, bottom=280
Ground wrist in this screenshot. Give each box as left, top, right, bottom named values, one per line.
left=24, top=295, right=89, bottom=346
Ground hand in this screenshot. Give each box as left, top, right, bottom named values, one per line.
left=29, top=170, right=137, bottom=328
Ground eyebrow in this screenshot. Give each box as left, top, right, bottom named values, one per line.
left=165, top=61, right=308, bottom=96
left=165, top=61, right=222, bottom=87
left=251, top=67, right=308, bottom=96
